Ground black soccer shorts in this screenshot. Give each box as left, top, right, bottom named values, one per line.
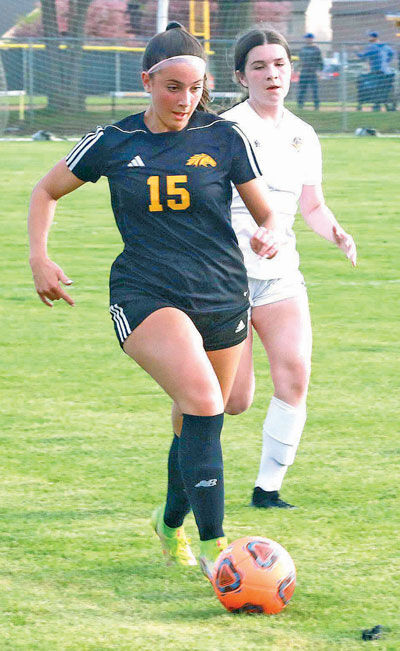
left=109, top=294, right=249, bottom=351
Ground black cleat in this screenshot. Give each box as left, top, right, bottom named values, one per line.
left=362, top=625, right=383, bottom=641
left=251, top=488, right=296, bottom=509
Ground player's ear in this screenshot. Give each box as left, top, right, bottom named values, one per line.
left=235, top=70, right=247, bottom=88
left=142, top=71, right=151, bottom=92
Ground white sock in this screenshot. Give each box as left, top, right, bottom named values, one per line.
left=255, top=396, right=306, bottom=492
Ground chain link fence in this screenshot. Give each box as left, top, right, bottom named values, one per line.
left=0, top=36, right=399, bottom=137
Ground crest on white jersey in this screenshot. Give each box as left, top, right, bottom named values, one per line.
left=291, top=136, right=303, bottom=151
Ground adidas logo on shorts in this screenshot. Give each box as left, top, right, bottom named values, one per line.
left=235, top=320, right=246, bottom=333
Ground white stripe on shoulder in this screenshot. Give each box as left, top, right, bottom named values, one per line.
left=66, top=124, right=147, bottom=171
left=66, top=127, right=104, bottom=171
left=187, top=118, right=226, bottom=132
left=108, top=125, right=147, bottom=135
left=231, top=124, right=261, bottom=178
left=65, top=126, right=104, bottom=166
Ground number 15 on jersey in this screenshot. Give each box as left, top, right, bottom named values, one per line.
left=147, top=175, right=191, bottom=212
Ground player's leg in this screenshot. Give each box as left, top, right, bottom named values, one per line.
left=123, top=307, right=222, bottom=565
left=168, top=340, right=247, bottom=560
left=251, top=291, right=312, bottom=508
left=123, top=307, right=242, bottom=567
left=123, top=307, right=223, bottom=415
left=224, top=327, right=255, bottom=415
left=169, top=330, right=248, bottom=577
left=197, top=341, right=246, bottom=577
left=169, top=338, right=251, bottom=533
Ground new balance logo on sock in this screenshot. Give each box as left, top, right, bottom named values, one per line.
left=127, top=155, right=145, bottom=167
left=195, top=479, right=218, bottom=488
left=235, top=320, right=246, bottom=333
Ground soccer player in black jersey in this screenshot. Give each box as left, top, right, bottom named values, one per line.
left=28, top=22, right=280, bottom=581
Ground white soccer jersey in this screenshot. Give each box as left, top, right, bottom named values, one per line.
left=222, top=101, right=322, bottom=280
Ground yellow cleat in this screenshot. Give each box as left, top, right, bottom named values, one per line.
left=199, top=536, right=228, bottom=581
left=151, top=505, right=197, bottom=566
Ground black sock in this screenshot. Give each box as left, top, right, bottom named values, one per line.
left=178, top=413, right=225, bottom=541
left=164, top=434, right=191, bottom=529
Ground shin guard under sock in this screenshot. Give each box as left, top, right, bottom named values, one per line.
left=164, top=434, right=191, bottom=529
left=179, top=413, right=225, bottom=541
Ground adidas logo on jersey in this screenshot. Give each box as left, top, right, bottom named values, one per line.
left=235, top=320, right=246, bottom=334
left=127, top=155, right=145, bottom=167
left=186, top=153, right=217, bottom=167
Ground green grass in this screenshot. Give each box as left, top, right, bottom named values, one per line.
left=0, top=139, right=399, bottom=649
left=3, top=96, right=400, bottom=135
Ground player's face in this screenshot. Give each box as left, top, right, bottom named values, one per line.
left=142, top=62, right=204, bottom=132
left=238, top=44, right=291, bottom=108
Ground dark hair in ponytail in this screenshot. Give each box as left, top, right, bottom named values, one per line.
left=143, top=21, right=210, bottom=111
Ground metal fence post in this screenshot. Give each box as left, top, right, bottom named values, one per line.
left=115, top=51, right=121, bottom=94
left=339, top=44, right=348, bottom=132
left=22, top=46, right=28, bottom=100
left=157, top=0, right=169, bottom=33
left=28, top=39, right=34, bottom=126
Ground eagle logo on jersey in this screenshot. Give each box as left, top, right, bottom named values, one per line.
left=291, top=136, right=303, bottom=151
left=186, top=154, right=217, bottom=167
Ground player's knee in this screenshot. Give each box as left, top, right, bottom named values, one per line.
left=289, top=366, right=310, bottom=403
left=274, top=357, right=310, bottom=404
left=225, top=389, right=254, bottom=415
left=180, top=379, right=224, bottom=416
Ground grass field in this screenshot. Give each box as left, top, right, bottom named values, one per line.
left=3, top=97, right=400, bottom=135
left=0, top=138, right=399, bottom=650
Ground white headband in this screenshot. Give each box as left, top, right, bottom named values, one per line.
left=146, top=55, right=206, bottom=76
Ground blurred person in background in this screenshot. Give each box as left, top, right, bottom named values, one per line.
left=357, top=31, right=395, bottom=111
left=297, top=33, right=323, bottom=111
left=222, top=26, right=357, bottom=510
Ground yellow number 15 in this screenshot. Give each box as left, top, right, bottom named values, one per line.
left=147, top=175, right=191, bottom=212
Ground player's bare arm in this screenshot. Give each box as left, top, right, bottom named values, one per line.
left=299, top=183, right=357, bottom=266
left=235, top=177, right=279, bottom=259
left=28, top=159, right=85, bottom=307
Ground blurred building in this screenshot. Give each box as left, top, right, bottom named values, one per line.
left=331, top=0, right=400, bottom=42
left=1, top=1, right=315, bottom=42
left=285, top=0, right=311, bottom=40
left=306, top=0, right=332, bottom=42
left=0, top=0, right=37, bottom=37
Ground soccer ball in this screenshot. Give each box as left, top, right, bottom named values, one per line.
left=211, top=536, right=296, bottom=615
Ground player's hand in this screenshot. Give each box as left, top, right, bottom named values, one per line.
left=250, top=227, right=280, bottom=259
left=333, top=225, right=357, bottom=266
left=30, top=257, right=74, bottom=307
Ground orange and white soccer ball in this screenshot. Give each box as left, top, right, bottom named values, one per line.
left=212, top=536, right=296, bottom=615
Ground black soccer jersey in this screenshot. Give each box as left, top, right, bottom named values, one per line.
left=65, top=110, right=261, bottom=313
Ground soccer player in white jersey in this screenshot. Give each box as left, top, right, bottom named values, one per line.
left=222, top=27, right=357, bottom=509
